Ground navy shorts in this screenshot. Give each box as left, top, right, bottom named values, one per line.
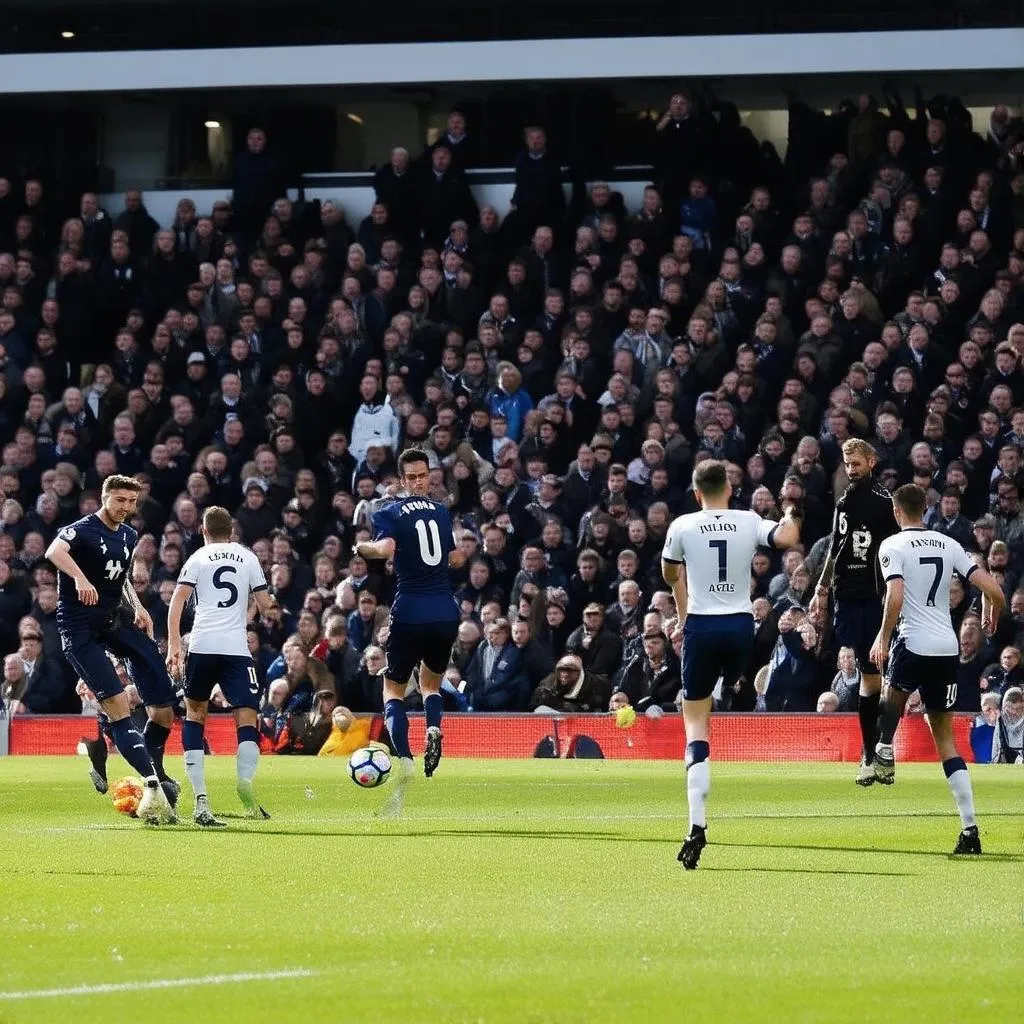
left=833, top=598, right=883, bottom=675
left=385, top=619, right=459, bottom=685
left=886, top=638, right=959, bottom=713
left=185, top=652, right=260, bottom=711
left=681, top=613, right=754, bottom=702
left=62, top=623, right=177, bottom=707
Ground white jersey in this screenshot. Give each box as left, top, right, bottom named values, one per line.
left=178, top=542, right=267, bottom=657
left=878, top=528, right=978, bottom=656
left=662, top=509, right=778, bottom=615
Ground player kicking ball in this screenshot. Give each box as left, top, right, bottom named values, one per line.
left=45, top=475, right=179, bottom=824
left=166, top=506, right=278, bottom=826
left=356, top=449, right=466, bottom=818
left=662, top=460, right=801, bottom=868
left=869, top=484, right=1005, bottom=854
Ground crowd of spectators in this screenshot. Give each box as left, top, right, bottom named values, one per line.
left=1, top=88, right=1024, bottom=747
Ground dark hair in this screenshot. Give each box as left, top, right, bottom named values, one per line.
left=398, top=448, right=430, bottom=475
left=693, top=459, right=728, bottom=497
left=101, top=474, right=143, bottom=498
left=202, top=505, right=233, bottom=540
left=892, top=484, right=927, bottom=519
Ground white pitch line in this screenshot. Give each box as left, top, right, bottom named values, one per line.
left=0, top=968, right=317, bottom=1001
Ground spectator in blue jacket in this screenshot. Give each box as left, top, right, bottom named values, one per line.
left=346, top=589, right=380, bottom=653
left=762, top=608, right=820, bottom=712
left=464, top=618, right=530, bottom=711
left=679, top=176, right=717, bottom=250
left=487, top=363, right=534, bottom=442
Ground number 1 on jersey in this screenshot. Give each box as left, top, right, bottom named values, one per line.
left=708, top=539, right=728, bottom=583
left=414, top=519, right=443, bottom=566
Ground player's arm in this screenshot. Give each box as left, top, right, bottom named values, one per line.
left=121, top=560, right=153, bottom=637
left=44, top=535, right=98, bottom=605
left=252, top=587, right=279, bottom=617
left=810, top=505, right=842, bottom=619
left=356, top=538, right=396, bottom=561
left=869, top=541, right=903, bottom=671
left=954, top=545, right=1006, bottom=637
left=661, top=560, right=688, bottom=632
left=869, top=577, right=903, bottom=672
left=449, top=529, right=466, bottom=570
left=766, top=505, right=801, bottom=551
left=165, top=581, right=194, bottom=679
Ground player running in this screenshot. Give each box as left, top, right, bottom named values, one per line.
left=165, top=506, right=278, bottom=826
left=45, top=475, right=178, bottom=824
left=662, top=460, right=800, bottom=869
left=869, top=484, right=1005, bottom=854
left=809, top=439, right=899, bottom=786
left=355, top=448, right=465, bottom=817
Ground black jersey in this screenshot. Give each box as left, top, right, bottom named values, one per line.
left=825, top=481, right=899, bottom=601
left=55, top=513, right=137, bottom=630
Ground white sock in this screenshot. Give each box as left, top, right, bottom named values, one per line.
left=184, top=750, right=206, bottom=801
left=946, top=767, right=977, bottom=829
left=237, top=740, right=260, bottom=785
left=687, top=760, right=710, bottom=830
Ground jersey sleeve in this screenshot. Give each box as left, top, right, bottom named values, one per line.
left=950, top=541, right=980, bottom=581
left=57, top=521, right=85, bottom=555
left=878, top=539, right=904, bottom=582
left=248, top=552, right=269, bottom=592
left=662, top=519, right=685, bottom=564
left=371, top=504, right=396, bottom=540
left=754, top=514, right=778, bottom=548
left=177, top=552, right=201, bottom=587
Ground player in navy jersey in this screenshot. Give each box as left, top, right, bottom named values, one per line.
left=45, top=475, right=179, bottom=824
left=809, top=439, right=899, bottom=786
left=356, top=449, right=465, bottom=815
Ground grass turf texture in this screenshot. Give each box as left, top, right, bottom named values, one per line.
left=0, top=757, right=1021, bottom=1024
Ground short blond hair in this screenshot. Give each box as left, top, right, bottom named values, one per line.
left=841, top=438, right=877, bottom=463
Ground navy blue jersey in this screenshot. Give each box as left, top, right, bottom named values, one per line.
left=55, top=514, right=137, bottom=627
left=372, top=497, right=459, bottom=625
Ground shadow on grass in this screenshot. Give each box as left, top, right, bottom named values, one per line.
left=701, top=866, right=913, bottom=877
left=712, top=839, right=1024, bottom=863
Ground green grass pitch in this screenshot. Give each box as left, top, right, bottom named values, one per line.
left=0, top=756, right=1021, bottom=1023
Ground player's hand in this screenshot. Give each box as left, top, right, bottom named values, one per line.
left=165, top=647, right=183, bottom=682
left=981, top=607, right=997, bottom=638
left=76, top=578, right=99, bottom=606
left=134, top=607, right=154, bottom=638
left=869, top=633, right=887, bottom=672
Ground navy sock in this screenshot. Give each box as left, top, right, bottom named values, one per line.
left=876, top=696, right=902, bottom=747
left=109, top=717, right=156, bottom=778
left=143, top=720, right=171, bottom=781
left=384, top=699, right=412, bottom=760
left=858, top=691, right=881, bottom=762
left=424, top=693, right=443, bottom=731
left=685, top=740, right=710, bottom=767
left=182, top=720, right=204, bottom=753
left=942, top=756, right=967, bottom=778
left=237, top=725, right=260, bottom=746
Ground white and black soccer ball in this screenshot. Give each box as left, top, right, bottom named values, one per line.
left=348, top=746, right=392, bottom=788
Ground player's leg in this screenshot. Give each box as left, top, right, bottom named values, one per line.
left=420, top=622, right=458, bottom=778
left=181, top=696, right=224, bottom=826
left=922, top=666, right=980, bottom=853
left=107, top=627, right=181, bottom=808
left=872, top=682, right=909, bottom=784
left=857, top=601, right=884, bottom=779
left=65, top=640, right=169, bottom=823
left=380, top=627, right=416, bottom=818
left=220, top=657, right=269, bottom=819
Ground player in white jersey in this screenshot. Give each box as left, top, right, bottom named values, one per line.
left=165, top=506, right=278, bottom=826
left=869, top=485, right=1005, bottom=854
left=661, top=460, right=801, bottom=868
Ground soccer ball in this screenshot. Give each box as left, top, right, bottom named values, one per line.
left=348, top=747, right=392, bottom=788
left=110, top=776, right=143, bottom=817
